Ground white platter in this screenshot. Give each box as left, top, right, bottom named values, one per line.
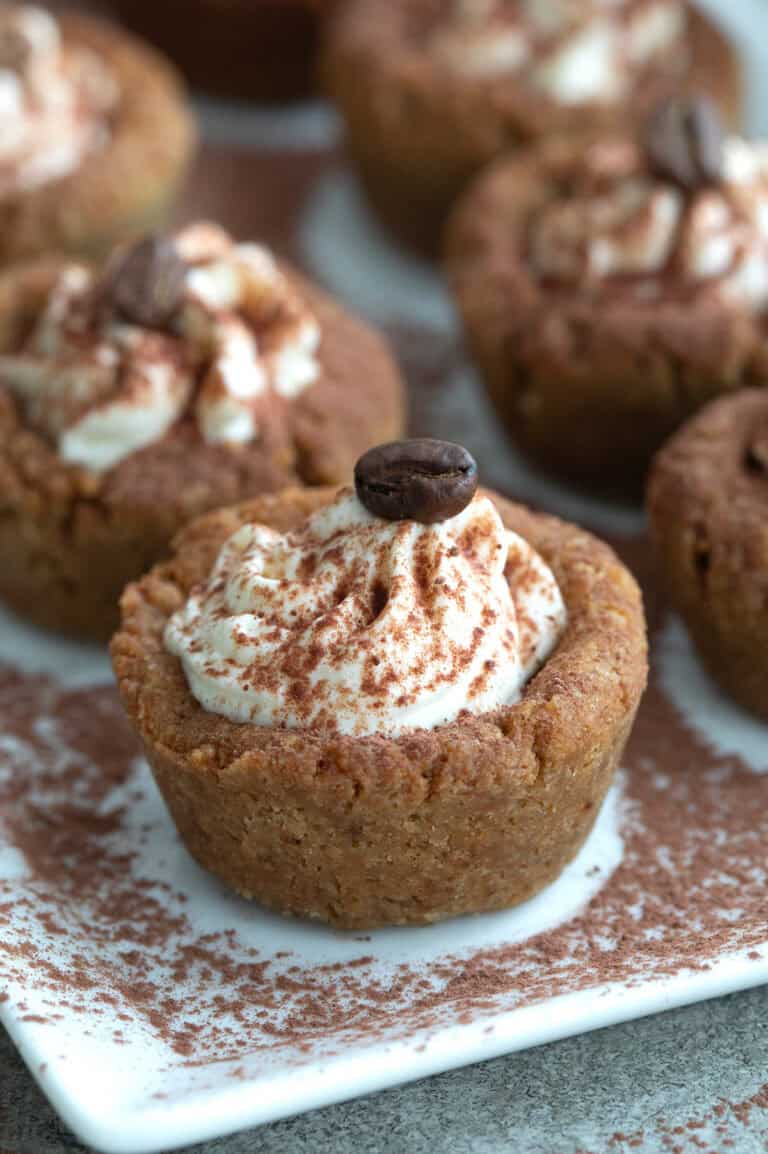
left=1, top=595, right=766, bottom=1154
left=1, top=3, right=768, bottom=1151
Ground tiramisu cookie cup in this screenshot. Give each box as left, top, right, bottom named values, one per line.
left=323, top=0, right=741, bottom=253
left=447, top=98, right=768, bottom=491
left=112, top=439, right=648, bottom=930
left=0, top=4, right=195, bottom=265
left=0, top=222, right=405, bottom=640
left=115, top=0, right=320, bottom=103
left=648, top=389, right=768, bottom=718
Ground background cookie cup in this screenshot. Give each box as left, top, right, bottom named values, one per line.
left=647, top=389, right=768, bottom=719
left=322, top=0, right=741, bottom=254
left=0, top=11, right=196, bottom=265
left=445, top=130, right=768, bottom=492
left=0, top=252, right=405, bottom=641
left=111, top=486, right=648, bottom=931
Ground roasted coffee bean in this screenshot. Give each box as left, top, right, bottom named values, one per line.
left=355, top=439, right=478, bottom=524
left=0, top=13, right=33, bottom=72
left=0, top=34, right=29, bottom=72
left=644, top=96, right=724, bottom=192
left=745, top=433, right=768, bottom=475
left=106, top=234, right=187, bottom=330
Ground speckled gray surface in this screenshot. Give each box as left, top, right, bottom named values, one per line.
left=3, top=6, right=768, bottom=1151
left=2, top=984, right=767, bottom=1154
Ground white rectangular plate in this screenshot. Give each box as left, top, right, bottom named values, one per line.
left=0, top=598, right=766, bottom=1154
left=2, top=3, right=768, bottom=1150
left=0, top=596, right=766, bottom=1154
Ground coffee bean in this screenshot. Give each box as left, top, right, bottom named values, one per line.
left=355, top=439, right=478, bottom=524
left=105, top=234, right=187, bottom=330
left=0, top=29, right=30, bottom=71
left=644, top=96, right=724, bottom=192
left=0, top=12, right=34, bottom=72
left=745, top=433, right=768, bottom=475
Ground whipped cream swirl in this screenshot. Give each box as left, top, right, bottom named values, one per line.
left=0, top=222, right=321, bottom=471
left=430, top=0, right=686, bottom=105
left=0, top=4, right=117, bottom=199
left=164, top=489, right=567, bottom=738
left=531, top=137, right=768, bottom=309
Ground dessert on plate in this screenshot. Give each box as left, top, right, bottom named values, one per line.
left=112, top=438, right=648, bottom=929
left=0, top=2, right=195, bottom=264
left=323, top=0, right=741, bottom=252
left=114, top=0, right=321, bottom=103
left=0, top=222, right=405, bottom=640
left=648, top=388, right=768, bottom=719
left=447, top=96, right=768, bottom=491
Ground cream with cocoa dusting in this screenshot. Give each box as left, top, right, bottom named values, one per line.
left=0, top=4, right=117, bottom=199
left=164, top=488, right=566, bottom=737
left=0, top=223, right=321, bottom=471
left=530, top=136, right=768, bottom=308
left=430, top=0, right=686, bottom=105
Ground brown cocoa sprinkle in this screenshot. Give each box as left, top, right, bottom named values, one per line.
left=606, top=1082, right=768, bottom=1151
left=0, top=541, right=766, bottom=1076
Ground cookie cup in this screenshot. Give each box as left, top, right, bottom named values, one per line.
left=0, top=13, right=196, bottom=266
left=0, top=259, right=405, bottom=641
left=323, top=0, right=741, bottom=254
left=446, top=144, right=768, bottom=493
left=111, top=486, right=648, bottom=930
left=648, top=389, right=768, bottom=718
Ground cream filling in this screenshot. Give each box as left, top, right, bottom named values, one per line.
left=431, top=0, right=685, bottom=104
left=531, top=137, right=768, bottom=308
left=0, top=5, right=116, bottom=198
left=0, top=223, right=322, bottom=471
left=164, top=489, right=567, bottom=738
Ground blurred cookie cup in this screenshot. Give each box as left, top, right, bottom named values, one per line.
left=323, top=0, right=741, bottom=253
left=648, top=389, right=768, bottom=719
left=0, top=3, right=196, bottom=264
left=447, top=98, right=768, bottom=492
left=0, top=222, right=404, bottom=640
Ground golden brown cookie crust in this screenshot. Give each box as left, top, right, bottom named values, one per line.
left=446, top=142, right=768, bottom=493
left=0, top=13, right=196, bottom=265
left=0, top=258, right=405, bottom=641
left=647, top=389, right=768, bottom=718
left=323, top=1, right=742, bottom=254
left=111, top=486, right=648, bottom=929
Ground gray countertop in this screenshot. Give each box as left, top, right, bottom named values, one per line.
left=3, top=7, right=768, bottom=1151
left=3, top=984, right=767, bottom=1154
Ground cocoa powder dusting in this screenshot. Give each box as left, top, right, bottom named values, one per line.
left=0, top=559, right=766, bottom=1073
left=604, top=1081, right=768, bottom=1152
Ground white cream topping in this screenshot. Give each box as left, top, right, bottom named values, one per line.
left=430, top=0, right=686, bottom=105
left=178, top=234, right=321, bottom=442
left=432, top=20, right=528, bottom=78
left=531, top=136, right=768, bottom=309
left=194, top=316, right=266, bottom=446
left=531, top=178, right=684, bottom=281
left=59, top=359, right=190, bottom=473
left=0, top=4, right=117, bottom=199
left=0, top=222, right=322, bottom=471
left=0, top=268, right=192, bottom=471
left=686, top=139, right=768, bottom=310
left=626, top=1, right=684, bottom=65
left=531, top=20, right=624, bottom=104
left=164, top=489, right=567, bottom=738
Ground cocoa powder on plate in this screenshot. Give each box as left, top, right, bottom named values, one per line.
left=0, top=566, right=765, bottom=1071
